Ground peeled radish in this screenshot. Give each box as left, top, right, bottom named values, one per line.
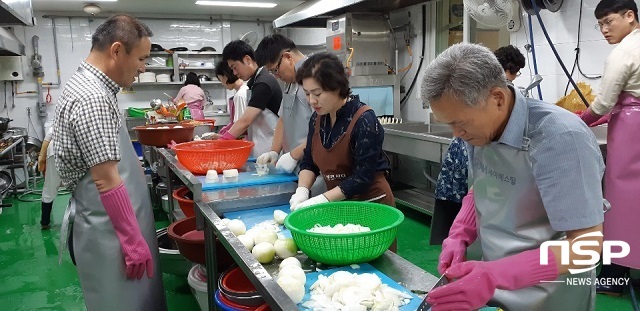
left=279, top=257, right=302, bottom=271
left=274, top=238, right=298, bottom=259
left=227, top=219, right=246, bottom=236
left=252, top=242, right=275, bottom=263
left=279, top=265, right=306, bottom=285
left=277, top=276, right=305, bottom=304
left=237, top=234, right=254, bottom=251
left=253, top=229, right=278, bottom=245
left=273, top=209, right=287, bottom=225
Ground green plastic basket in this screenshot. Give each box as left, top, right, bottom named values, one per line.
left=284, top=201, right=404, bottom=266
left=128, top=107, right=150, bottom=118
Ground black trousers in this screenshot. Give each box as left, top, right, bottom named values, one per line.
left=430, top=199, right=463, bottom=245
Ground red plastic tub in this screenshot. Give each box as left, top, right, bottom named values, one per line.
left=167, top=216, right=234, bottom=272
left=172, top=186, right=195, bottom=217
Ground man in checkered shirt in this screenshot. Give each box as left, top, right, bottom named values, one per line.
left=53, top=14, right=166, bottom=310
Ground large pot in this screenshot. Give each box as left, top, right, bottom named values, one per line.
left=0, top=118, right=13, bottom=133
left=0, top=171, right=13, bottom=200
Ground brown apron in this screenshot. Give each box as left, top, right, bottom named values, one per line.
left=311, top=105, right=394, bottom=206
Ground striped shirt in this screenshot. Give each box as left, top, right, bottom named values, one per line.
left=53, top=61, right=122, bottom=190
left=467, top=88, right=605, bottom=231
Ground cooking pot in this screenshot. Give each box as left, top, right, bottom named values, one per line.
left=0, top=170, right=13, bottom=199
left=0, top=117, right=12, bottom=133
left=198, top=74, right=212, bottom=82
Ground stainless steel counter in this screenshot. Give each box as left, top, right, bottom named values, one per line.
left=156, top=149, right=438, bottom=310
left=382, top=122, right=453, bottom=164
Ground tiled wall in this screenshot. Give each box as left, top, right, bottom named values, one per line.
left=510, top=0, right=614, bottom=103
left=0, top=12, right=270, bottom=138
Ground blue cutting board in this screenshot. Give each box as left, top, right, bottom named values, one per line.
left=223, top=205, right=292, bottom=238
left=197, top=172, right=297, bottom=191
left=300, top=263, right=422, bottom=310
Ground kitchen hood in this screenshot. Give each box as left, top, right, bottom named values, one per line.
left=0, top=27, right=25, bottom=56
left=273, top=0, right=429, bottom=28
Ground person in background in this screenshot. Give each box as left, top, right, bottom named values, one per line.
left=53, top=14, right=166, bottom=310
left=254, top=34, right=326, bottom=195
left=216, top=40, right=282, bottom=158
left=494, top=45, right=526, bottom=82
left=37, top=126, right=61, bottom=230
left=215, top=60, right=248, bottom=135
left=430, top=44, right=526, bottom=244
left=291, top=52, right=393, bottom=210
left=578, top=0, right=640, bottom=296
left=175, top=71, right=205, bottom=120
left=426, top=43, right=604, bottom=311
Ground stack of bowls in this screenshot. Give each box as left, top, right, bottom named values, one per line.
left=156, top=74, right=171, bottom=83
left=218, top=266, right=265, bottom=307
left=139, top=72, right=156, bottom=83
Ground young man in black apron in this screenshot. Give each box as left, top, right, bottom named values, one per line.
left=54, top=14, right=166, bottom=311
left=254, top=34, right=326, bottom=197
left=423, top=43, right=605, bottom=311
left=214, top=40, right=282, bottom=158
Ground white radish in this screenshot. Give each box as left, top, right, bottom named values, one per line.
left=227, top=219, right=246, bottom=236
left=273, top=209, right=287, bottom=225
left=252, top=242, right=275, bottom=263
left=253, top=229, right=278, bottom=245
left=274, top=238, right=298, bottom=259
left=237, top=234, right=254, bottom=251
left=279, top=257, right=302, bottom=270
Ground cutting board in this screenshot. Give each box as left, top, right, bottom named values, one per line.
left=223, top=205, right=292, bottom=238
left=196, top=172, right=297, bottom=191
left=299, top=263, right=422, bottom=310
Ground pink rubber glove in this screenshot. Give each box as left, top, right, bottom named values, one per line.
left=101, top=183, right=154, bottom=280
left=589, top=113, right=610, bottom=127
left=580, top=108, right=602, bottom=126
left=438, top=189, right=477, bottom=274
left=218, top=131, right=235, bottom=140
left=427, top=249, right=558, bottom=311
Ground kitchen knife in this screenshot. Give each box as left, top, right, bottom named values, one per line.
left=417, top=274, right=450, bottom=311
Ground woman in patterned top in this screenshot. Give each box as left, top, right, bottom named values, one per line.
left=430, top=45, right=525, bottom=244
left=289, top=52, right=394, bottom=212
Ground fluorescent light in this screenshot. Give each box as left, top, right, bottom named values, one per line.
left=195, top=1, right=277, bottom=8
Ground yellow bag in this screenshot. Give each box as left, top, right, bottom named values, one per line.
left=555, top=82, right=595, bottom=113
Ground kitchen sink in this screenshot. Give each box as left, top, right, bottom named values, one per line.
left=383, top=122, right=451, bottom=134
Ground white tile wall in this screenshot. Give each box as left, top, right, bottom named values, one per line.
left=0, top=12, right=270, bottom=138
left=510, top=0, right=616, bottom=102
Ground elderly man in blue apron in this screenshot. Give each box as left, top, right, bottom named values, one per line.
left=54, top=14, right=166, bottom=310
left=254, top=34, right=326, bottom=198
left=422, top=43, right=606, bottom=311
left=212, top=40, right=281, bottom=158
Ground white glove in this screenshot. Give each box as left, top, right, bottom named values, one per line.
left=289, top=187, right=310, bottom=211
left=275, top=152, right=298, bottom=173
left=257, top=151, right=279, bottom=165
left=296, top=194, right=329, bottom=210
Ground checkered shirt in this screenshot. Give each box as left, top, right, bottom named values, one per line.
left=53, top=61, right=122, bottom=190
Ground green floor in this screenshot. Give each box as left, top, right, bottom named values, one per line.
left=0, top=188, right=636, bottom=310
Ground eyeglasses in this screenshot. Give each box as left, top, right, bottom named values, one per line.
left=268, top=50, right=289, bottom=74
left=595, top=12, right=627, bottom=30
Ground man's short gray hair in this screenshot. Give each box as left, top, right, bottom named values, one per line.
left=421, top=43, right=507, bottom=107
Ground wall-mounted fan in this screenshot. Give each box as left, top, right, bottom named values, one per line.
left=240, top=31, right=259, bottom=49
left=464, top=0, right=513, bottom=28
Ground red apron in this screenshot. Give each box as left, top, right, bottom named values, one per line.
left=603, top=92, right=640, bottom=268
left=311, top=106, right=394, bottom=206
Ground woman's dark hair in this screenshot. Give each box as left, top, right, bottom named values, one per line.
left=494, top=45, right=525, bottom=74
left=295, top=52, right=350, bottom=99
left=222, top=40, right=255, bottom=62
left=595, top=0, right=638, bottom=21
left=91, top=14, right=153, bottom=53
left=215, top=60, right=239, bottom=84
left=255, top=34, right=298, bottom=67
left=184, top=72, right=200, bottom=87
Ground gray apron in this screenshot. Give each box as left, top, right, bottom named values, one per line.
left=246, top=67, right=279, bottom=158
left=60, top=68, right=166, bottom=311
left=281, top=81, right=326, bottom=195
left=470, top=114, right=594, bottom=310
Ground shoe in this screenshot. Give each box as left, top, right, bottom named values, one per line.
left=596, top=284, right=624, bottom=296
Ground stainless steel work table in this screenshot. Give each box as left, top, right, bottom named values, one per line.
left=156, top=148, right=438, bottom=310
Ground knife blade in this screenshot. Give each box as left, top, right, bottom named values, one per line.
left=417, top=274, right=450, bottom=311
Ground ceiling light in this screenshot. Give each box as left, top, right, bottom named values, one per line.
left=83, top=4, right=102, bottom=15
left=195, top=1, right=277, bottom=8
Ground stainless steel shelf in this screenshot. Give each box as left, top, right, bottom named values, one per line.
left=394, top=188, right=435, bottom=216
